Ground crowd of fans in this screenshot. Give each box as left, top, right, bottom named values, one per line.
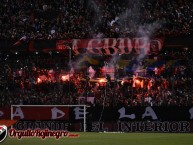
left=1, top=0, right=193, bottom=39
left=0, top=0, right=193, bottom=107
left=0, top=47, right=193, bottom=107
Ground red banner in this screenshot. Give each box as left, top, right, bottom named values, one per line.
left=0, top=107, right=11, bottom=119
left=56, top=39, right=72, bottom=51
left=69, top=37, right=164, bottom=55
left=12, top=106, right=69, bottom=120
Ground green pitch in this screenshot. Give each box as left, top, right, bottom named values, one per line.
left=2, top=132, right=193, bottom=145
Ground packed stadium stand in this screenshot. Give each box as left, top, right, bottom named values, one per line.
left=0, top=0, right=193, bottom=107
